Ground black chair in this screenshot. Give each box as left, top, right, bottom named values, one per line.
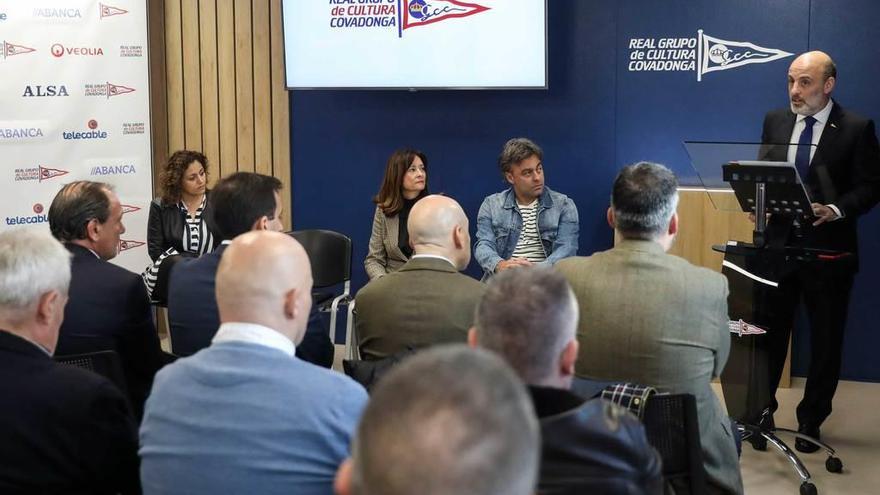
left=642, top=393, right=708, bottom=495
left=288, top=230, right=354, bottom=354
left=54, top=350, right=129, bottom=395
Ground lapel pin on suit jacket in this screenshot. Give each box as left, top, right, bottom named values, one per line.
left=830, top=122, right=838, bottom=128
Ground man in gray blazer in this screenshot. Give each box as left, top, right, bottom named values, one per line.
left=355, top=195, right=485, bottom=360
left=556, top=162, right=743, bottom=495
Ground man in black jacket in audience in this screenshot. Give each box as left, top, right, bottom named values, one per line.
left=0, top=230, right=139, bottom=494
left=469, top=267, right=663, bottom=495
left=168, top=172, right=333, bottom=366
left=49, top=181, right=165, bottom=420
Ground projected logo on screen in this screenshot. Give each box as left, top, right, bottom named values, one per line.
left=328, top=0, right=489, bottom=37
left=402, top=0, right=488, bottom=32
left=627, top=30, right=793, bottom=81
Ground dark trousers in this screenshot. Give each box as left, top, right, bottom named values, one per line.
left=765, top=261, right=854, bottom=428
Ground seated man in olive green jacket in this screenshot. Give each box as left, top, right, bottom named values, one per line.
left=355, top=195, right=485, bottom=361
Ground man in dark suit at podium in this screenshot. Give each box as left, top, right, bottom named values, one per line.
left=759, top=51, right=880, bottom=452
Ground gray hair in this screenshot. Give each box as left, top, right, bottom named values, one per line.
left=0, top=230, right=71, bottom=317
left=351, top=345, right=539, bottom=495
left=475, top=267, right=578, bottom=385
left=611, top=161, right=679, bottom=239
left=48, top=181, right=114, bottom=242
left=498, top=137, right=543, bottom=176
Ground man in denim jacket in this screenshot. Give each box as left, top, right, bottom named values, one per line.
left=475, top=138, right=579, bottom=279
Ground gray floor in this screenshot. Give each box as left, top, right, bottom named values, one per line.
left=713, top=378, right=880, bottom=494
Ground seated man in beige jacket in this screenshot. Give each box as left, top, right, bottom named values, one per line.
left=556, top=162, right=743, bottom=495
left=355, top=195, right=485, bottom=361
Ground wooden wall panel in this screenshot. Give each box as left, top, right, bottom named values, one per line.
left=164, top=0, right=185, bottom=153
left=148, top=0, right=292, bottom=230
left=233, top=0, right=255, bottom=172
left=252, top=0, right=273, bottom=177
left=198, top=0, right=220, bottom=187
left=216, top=0, right=238, bottom=179
left=181, top=0, right=203, bottom=150
left=270, top=0, right=291, bottom=229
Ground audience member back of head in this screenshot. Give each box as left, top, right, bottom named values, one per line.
left=334, top=344, right=539, bottom=495
left=0, top=229, right=140, bottom=495
left=470, top=266, right=663, bottom=495
left=141, top=230, right=367, bottom=495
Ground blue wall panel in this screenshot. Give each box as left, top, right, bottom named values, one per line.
left=291, top=0, right=880, bottom=381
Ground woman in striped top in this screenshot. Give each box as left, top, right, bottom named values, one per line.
left=143, top=150, right=218, bottom=299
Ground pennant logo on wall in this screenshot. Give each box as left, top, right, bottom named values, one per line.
left=2, top=41, right=36, bottom=59
left=401, top=0, right=489, bottom=34
left=39, top=166, right=69, bottom=181
left=697, top=30, right=793, bottom=82
left=121, top=204, right=141, bottom=214
left=107, top=82, right=135, bottom=98
left=118, top=239, right=145, bottom=252
left=100, top=3, right=129, bottom=19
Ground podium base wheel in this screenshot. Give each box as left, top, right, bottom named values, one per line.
left=800, top=482, right=817, bottom=495
left=825, top=456, right=843, bottom=473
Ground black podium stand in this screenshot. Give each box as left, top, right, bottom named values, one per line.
left=714, top=161, right=845, bottom=495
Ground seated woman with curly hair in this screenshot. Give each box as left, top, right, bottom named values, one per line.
left=142, top=150, right=218, bottom=300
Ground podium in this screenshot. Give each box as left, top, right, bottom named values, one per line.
left=684, top=142, right=846, bottom=495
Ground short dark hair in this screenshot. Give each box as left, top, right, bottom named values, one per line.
left=351, top=345, right=539, bottom=495
left=48, top=181, right=114, bottom=242
left=475, top=267, right=577, bottom=385
left=373, top=148, right=429, bottom=216
left=498, top=137, right=543, bottom=176
left=209, top=172, right=282, bottom=240
left=611, top=162, right=679, bottom=239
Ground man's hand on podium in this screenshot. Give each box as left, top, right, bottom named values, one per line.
left=811, top=203, right=839, bottom=226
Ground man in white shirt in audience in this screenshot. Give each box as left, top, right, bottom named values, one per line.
left=140, top=230, right=367, bottom=495
left=334, top=345, right=539, bottom=495
left=474, top=137, right=579, bottom=280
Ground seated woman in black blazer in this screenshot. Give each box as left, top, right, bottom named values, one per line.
left=142, top=150, right=218, bottom=299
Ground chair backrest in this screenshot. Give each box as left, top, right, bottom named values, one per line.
left=642, top=393, right=708, bottom=495
left=288, top=230, right=352, bottom=289
left=54, top=350, right=129, bottom=395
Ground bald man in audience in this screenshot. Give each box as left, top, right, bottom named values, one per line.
left=470, top=267, right=663, bottom=494
left=140, top=231, right=368, bottom=495
left=0, top=230, right=139, bottom=494
left=355, top=195, right=486, bottom=360
left=334, top=345, right=540, bottom=495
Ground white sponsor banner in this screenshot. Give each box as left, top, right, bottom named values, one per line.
left=0, top=0, right=151, bottom=273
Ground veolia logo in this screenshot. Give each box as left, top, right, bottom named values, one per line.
left=51, top=43, right=104, bottom=58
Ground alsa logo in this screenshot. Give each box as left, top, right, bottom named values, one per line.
left=5, top=204, right=49, bottom=226
left=100, top=3, right=128, bottom=19
left=91, top=163, right=137, bottom=176
left=328, top=0, right=489, bottom=36
left=34, top=8, right=82, bottom=19
left=2, top=41, right=36, bottom=59
left=118, top=239, right=145, bottom=252
left=84, top=82, right=135, bottom=98
left=63, top=119, right=108, bottom=140
left=15, top=165, right=68, bottom=182
left=22, top=85, right=69, bottom=97
left=51, top=43, right=104, bottom=57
